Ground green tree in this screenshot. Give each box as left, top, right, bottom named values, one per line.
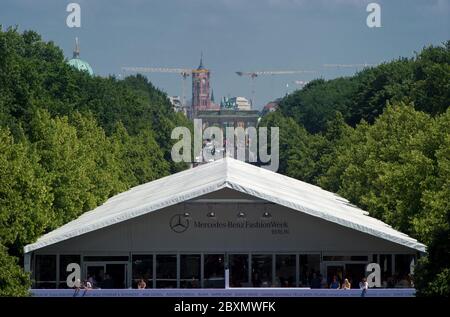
left=411, top=41, right=450, bottom=115
left=69, top=112, right=127, bottom=206
left=0, top=27, right=193, bottom=295
left=0, top=127, right=52, bottom=254
left=275, top=42, right=449, bottom=134
left=279, top=77, right=357, bottom=133
left=259, top=111, right=313, bottom=177
left=0, top=244, right=30, bottom=297
left=413, top=109, right=450, bottom=297
left=319, top=104, right=441, bottom=237
left=414, top=213, right=450, bottom=297
left=111, top=122, right=170, bottom=187
left=28, top=110, right=98, bottom=226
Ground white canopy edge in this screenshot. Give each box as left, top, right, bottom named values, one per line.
left=24, top=158, right=426, bottom=253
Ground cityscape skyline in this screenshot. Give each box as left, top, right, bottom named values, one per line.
left=1, top=0, right=449, bottom=109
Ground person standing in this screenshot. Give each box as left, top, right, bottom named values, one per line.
left=320, top=274, right=328, bottom=289
left=102, top=273, right=114, bottom=289
left=310, top=272, right=321, bottom=289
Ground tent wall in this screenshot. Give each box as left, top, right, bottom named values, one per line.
left=34, top=190, right=416, bottom=255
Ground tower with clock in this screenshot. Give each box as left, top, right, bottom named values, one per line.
left=191, top=54, right=215, bottom=118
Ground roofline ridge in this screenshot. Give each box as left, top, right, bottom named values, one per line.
left=23, top=157, right=427, bottom=254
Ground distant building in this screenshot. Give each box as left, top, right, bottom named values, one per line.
left=190, top=55, right=219, bottom=118
left=195, top=96, right=257, bottom=162
left=234, top=97, right=251, bottom=111
left=201, top=95, right=258, bottom=136
left=67, top=37, right=94, bottom=76
left=196, top=109, right=259, bottom=131
left=221, top=97, right=251, bottom=111
left=261, top=101, right=279, bottom=116
left=196, top=108, right=260, bottom=161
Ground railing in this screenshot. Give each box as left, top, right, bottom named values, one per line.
left=30, top=288, right=416, bottom=297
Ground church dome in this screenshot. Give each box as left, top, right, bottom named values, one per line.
left=68, top=58, right=94, bottom=76
left=67, top=37, right=94, bottom=76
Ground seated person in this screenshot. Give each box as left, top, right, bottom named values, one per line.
left=102, top=273, right=114, bottom=289
left=395, top=275, right=411, bottom=288
left=342, top=278, right=351, bottom=290
left=329, top=276, right=340, bottom=289
left=137, top=279, right=147, bottom=289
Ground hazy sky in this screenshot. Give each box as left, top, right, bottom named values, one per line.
left=1, top=0, right=449, bottom=109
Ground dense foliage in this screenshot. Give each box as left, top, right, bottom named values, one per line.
left=0, top=244, right=30, bottom=296
left=0, top=25, right=448, bottom=297
left=261, top=42, right=449, bottom=297
left=280, top=42, right=450, bottom=133
left=0, top=27, right=191, bottom=295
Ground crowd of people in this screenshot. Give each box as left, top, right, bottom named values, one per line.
left=73, top=271, right=413, bottom=290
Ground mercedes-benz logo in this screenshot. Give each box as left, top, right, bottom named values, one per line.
left=169, top=214, right=189, bottom=233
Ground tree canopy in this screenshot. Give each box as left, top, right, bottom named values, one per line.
left=278, top=41, right=450, bottom=133
left=0, top=26, right=448, bottom=297
left=0, top=27, right=191, bottom=295
left=261, top=41, right=449, bottom=296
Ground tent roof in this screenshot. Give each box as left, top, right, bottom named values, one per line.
left=24, top=158, right=426, bottom=253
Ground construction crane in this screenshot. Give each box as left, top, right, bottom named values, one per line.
left=121, top=67, right=194, bottom=109
left=292, top=80, right=309, bottom=86
left=235, top=70, right=316, bottom=107
left=284, top=80, right=310, bottom=93
left=323, top=63, right=377, bottom=69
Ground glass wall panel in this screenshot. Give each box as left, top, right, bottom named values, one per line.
left=251, top=254, right=272, bottom=287
left=275, top=255, right=296, bottom=287
left=132, top=254, right=153, bottom=288
left=204, top=254, right=224, bottom=288
left=35, top=255, right=57, bottom=288
left=344, top=264, right=366, bottom=289
left=105, top=263, right=126, bottom=288
left=180, top=254, right=201, bottom=288
left=59, top=255, right=80, bottom=289
left=394, top=254, right=415, bottom=288
left=326, top=265, right=344, bottom=288
left=379, top=254, right=393, bottom=287
left=86, top=265, right=105, bottom=288
left=156, top=255, right=177, bottom=288
left=299, top=254, right=321, bottom=288
left=229, top=254, right=249, bottom=287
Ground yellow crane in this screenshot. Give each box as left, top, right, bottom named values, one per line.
left=236, top=69, right=316, bottom=107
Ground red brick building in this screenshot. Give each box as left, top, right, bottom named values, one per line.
left=191, top=55, right=219, bottom=118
